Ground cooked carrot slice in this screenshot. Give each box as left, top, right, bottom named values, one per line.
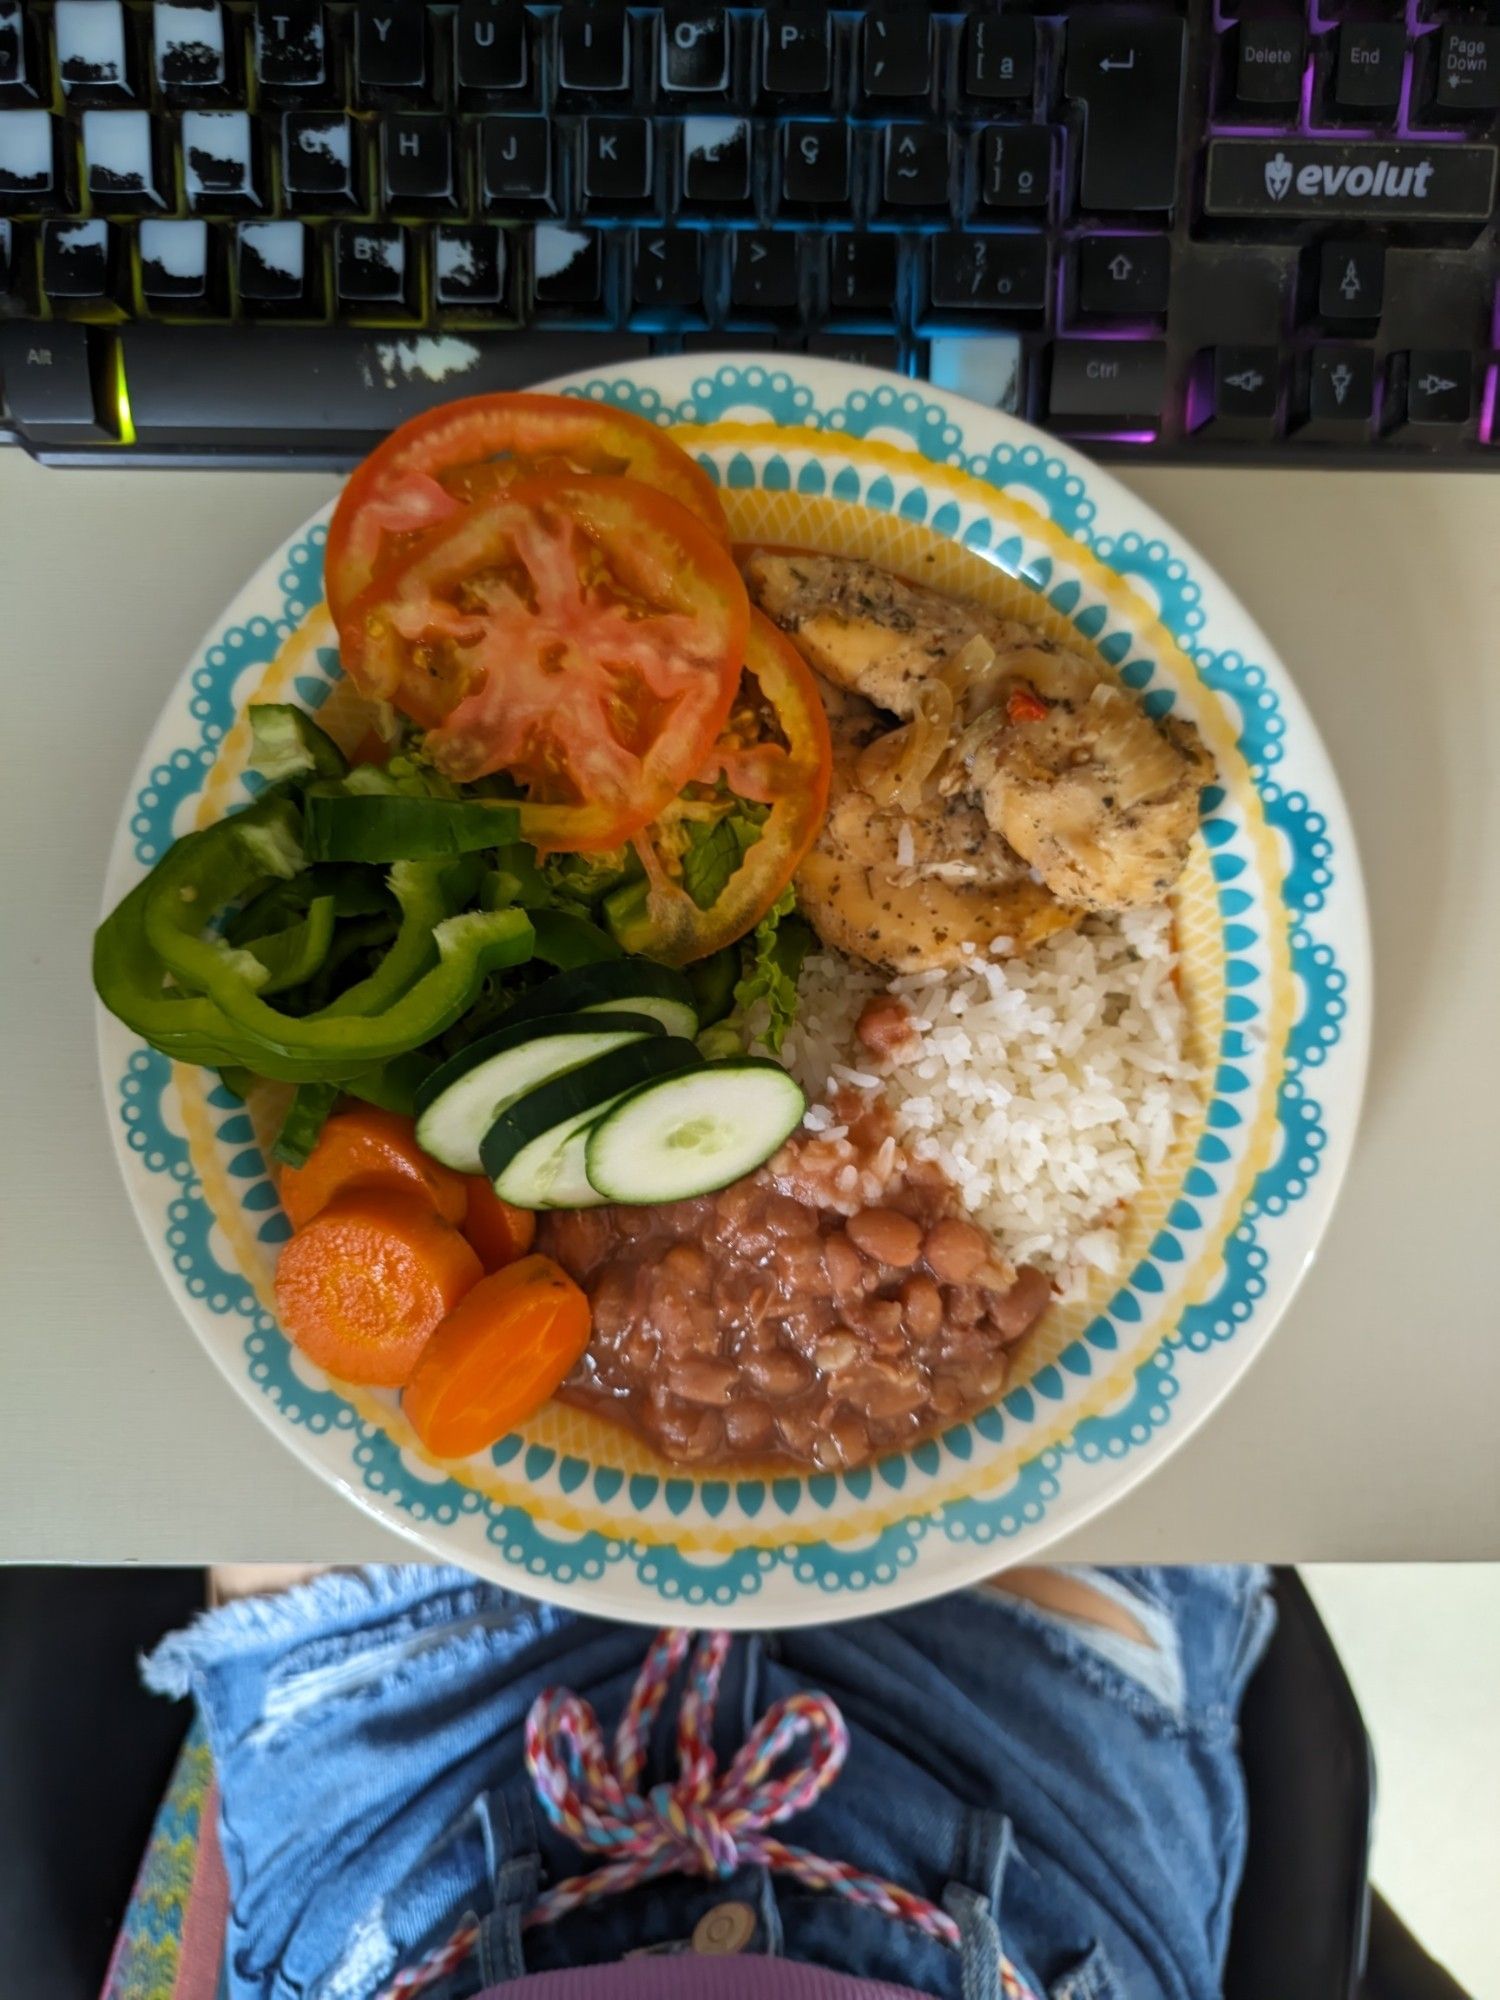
left=462, top=1179, right=537, bottom=1273
left=274, top=1187, right=482, bottom=1387
left=278, top=1106, right=468, bottom=1230
left=403, top=1254, right=591, bottom=1458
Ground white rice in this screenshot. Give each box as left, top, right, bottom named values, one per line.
left=782, top=906, right=1199, bottom=1295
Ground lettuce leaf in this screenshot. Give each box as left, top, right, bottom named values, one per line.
left=732, top=888, right=815, bottom=1055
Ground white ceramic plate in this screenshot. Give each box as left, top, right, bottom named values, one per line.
left=97, top=357, right=1369, bottom=1626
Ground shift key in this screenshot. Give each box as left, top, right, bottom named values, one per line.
left=1049, top=340, right=1166, bottom=428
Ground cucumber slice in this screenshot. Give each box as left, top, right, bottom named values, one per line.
left=585, top=1059, right=807, bottom=1205
left=414, top=1010, right=665, bottom=1174
left=481, top=1039, right=704, bottom=1209
left=504, top=960, right=698, bottom=1039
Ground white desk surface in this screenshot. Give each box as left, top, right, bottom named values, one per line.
left=2, top=451, right=1497, bottom=1566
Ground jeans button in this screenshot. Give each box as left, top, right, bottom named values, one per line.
left=692, top=1901, right=757, bottom=1955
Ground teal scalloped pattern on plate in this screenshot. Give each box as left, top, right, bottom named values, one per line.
left=102, top=361, right=1363, bottom=1616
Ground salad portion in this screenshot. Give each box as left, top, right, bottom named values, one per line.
left=95, top=394, right=828, bottom=1462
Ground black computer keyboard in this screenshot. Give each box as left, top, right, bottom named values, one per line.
left=1, top=0, right=1497, bottom=467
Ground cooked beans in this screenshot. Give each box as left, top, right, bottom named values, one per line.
left=539, top=1095, right=1053, bottom=1471
left=922, top=1217, right=992, bottom=1283
left=855, top=993, right=917, bottom=1058
left=846, top=1207, right=923, bottom=1268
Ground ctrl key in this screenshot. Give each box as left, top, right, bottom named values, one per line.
left=0, top=322, right=113, bottom=441
left=1047, top=340, right=1166, bottom=433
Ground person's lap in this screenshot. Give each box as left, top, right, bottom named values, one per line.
left=146, top=1564, right=1272, bottom=2000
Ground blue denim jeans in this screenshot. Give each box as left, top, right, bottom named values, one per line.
left=145, top=1566, right=1273, bottom=2000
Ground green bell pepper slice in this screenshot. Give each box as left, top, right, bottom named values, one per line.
left=303, top=788, right=521, bottom=864
left=93, top=873, right=260, bottom=1069
left=119, top=797, right=536, bottom=1079
left=200, top=906, right=535, bottom=1076
left=244, top=894, right=336, bottom=996
left=248, top=704, right=349, bottom=784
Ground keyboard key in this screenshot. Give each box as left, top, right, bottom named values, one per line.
left=559, top=3, right=628, bottom=92
left=0, top=109, right=57, bottom=207
left=1318, top=241, right=1383, bottom=321
left=930, top=234, right=1047, bottom=313
left=42, top=218, right=115, bottom=302
left=863, top=14, right=931, bottom=100
left=1301, top=344, right=1375, bottom=435
left=807, top=334, right=899, bottom=369
left=456, top=1, right=528, bottom=93
left=56, top=2, right=134, bottom=101
left=634, top=229, right=700, bottom=307
left=1065, top=13, right=1185, bottom=213
left=661, top=7, right=729, bottom=94
left=978, top=126, right=1052, bottom=211
left=883, top=126, right=950, bottom=210
left=237, top=219, right=309, bottom=305
left=0, top=322, right=112, bottom=442
left=1399, top=350, right=1472, bottom=427
left=763, top=11, right=832, bottom=98
left=140, top=217, right=213, bottom=306
left=681, top=117, right=751, bottom=205
left=1049, top=341, right=1167, bottom=428
left=153, top=3, right=228, bottom=98
left=732, top=232, right=800, bottom=312
left=382, top=113, right=456, bottom=208
left=584, top=117, right=653, bottom=203
left=1076, top=235, right=1170, bottom=317
left=928, top=333, right=1024, bottom=411
left=1235, top=20, right=1304, bottom=111
left=480, top=115, right=554, bottom=212
left=83, top=109, right=166, bottom=208
left=1434, top=27, right=1500, bottom=113
left=966, top=16, right=1035, bottom=103
left=1204, top=141, right=1498, bottom=221
left=828, top=235, right=897, bottom=313
left=434, top=223, right=508, bottom=308
left=254, top=3, right=325, bottom=92
left=112, top=325, right=650, bottom=449
left=183, top=110, right=260, bottom=209
left=356, top=5, right=428, bottom=100
left=682, top=333, right=781, bottom=354
left=781, top=123, right=848, bottom=207
left=533, top=222, right=603, bottom=307
left=337, top=223, right=413, bottom=309
left=283, top=113, right=359, bottom=208
left=1192, top=346, right=1280, bottom=440
left=1333, top=25, right=1405, bottom=114
left=0, top=3, right=36, bottom=101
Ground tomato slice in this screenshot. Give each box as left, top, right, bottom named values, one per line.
left=618, top=611, right=833, bottom=964
left=324, top=392, right=728, bottom=625
left=343, top=474, right=749, bottom=854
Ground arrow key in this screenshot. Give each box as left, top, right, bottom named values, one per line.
left=1298, top=344, right=1375, bottom=439
left=1396, top=350, right=1472, bottom=429
left=1076, top=235, right=1170, bottom=318
left=1191, top=346, right=1280, bottom=440
left=1318, top=241, right=1383, bottom=324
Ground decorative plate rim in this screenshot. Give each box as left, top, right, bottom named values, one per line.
left=96, top=357, right=1371, bottom=1625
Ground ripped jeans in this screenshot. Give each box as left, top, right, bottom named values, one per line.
left=145, top=1567, right=1274, bottom=2000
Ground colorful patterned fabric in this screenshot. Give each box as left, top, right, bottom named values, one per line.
left=100, top=1724, right=227, bottom=2000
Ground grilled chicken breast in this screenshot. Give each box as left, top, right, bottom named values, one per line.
left=747, top=551, right=1212, bottom=916
left=798, top=687, right=1078, bottom=975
